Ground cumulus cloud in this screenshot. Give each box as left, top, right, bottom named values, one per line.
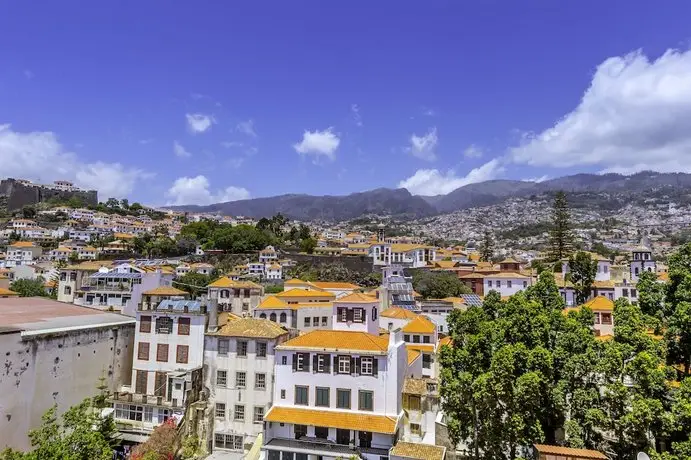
left=510, top=48, right=691, bottom=174
left=186, top=113, right=216, bottom=134
left=173, top=140, right=192, bottom=158
left=398, top=159, right=504, bottom=195
left=463, top=144, right=483, bottom=158
left=0, top=124, right=148, bottom=198
left=408, top=128, right=438, bottom=161
left=293, top=127, right=340, bottom=161
left=165, top=175, right=250, bottom=205
left=236, top=119, right=257, bottom=137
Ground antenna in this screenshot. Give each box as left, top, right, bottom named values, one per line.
left=637, top=453, right=651, bottom=460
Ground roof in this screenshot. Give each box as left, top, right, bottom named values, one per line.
left=207, top=276, right=262, bottom=289
left=334, top=292, right=378, bottom=303
left=278, top=330, right=389, bottom=353
left=406, top=343, right=435, bottom=353
left=142, top=286, right=187, bottom=296
left=484, top=272, right=530, bottom=279
left=9, top=241, right=35, bottom=248
left=561, top=251, right=610, bottom=262
left=582, top=296, right=615, bottom=312
left=65, top=261, right=113, bottom=271
left=407, top=349, right=421, bottom=365
left=533, top=444, right=607, bottom=459
left=275, top=289, right=335, bottom=299
left=155, top=299, right=203, bottom=313
left=284, top=278, right=306, bottom=285
left=381, top=307, right=418, bottom=320
left=210, top=317, right=288, bottom=339
left=390, top=442, right=446, bottom=460
left=265, top=406, right=397, bottom=434
left=256, top=296, right=291, bottom=310
left=402, top=315, right=436, bottom=334
left=438, top=336, right=452, bottom=347
left=402, top=378, right=428, bottom=395
left=499, top=257, right=520, bottom=264
left=0, top=297, right=135, bottom=334
left=0, top=288, right=19, bottom=296
left=391, top=243, right=433, bottom=253
left=309, top=281, right=360, bottom=290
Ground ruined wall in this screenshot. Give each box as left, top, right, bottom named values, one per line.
left=0, top=178, right=98, bottom=211
left=0, top=324, right=135, bottom=451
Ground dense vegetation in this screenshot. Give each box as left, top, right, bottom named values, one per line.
left=9, top=278, right=48, bottom=297
left=43, top=196, right=167, bottom=220
left=440, top=243, right=691, bottom=459
left=287, top=262, right=381, bottom=288
left=410, top=269, right=472, bottom=299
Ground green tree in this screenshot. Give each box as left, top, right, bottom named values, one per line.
left=119, top=198, right=129, bottom=210
left=21, top=205, right=37, bottom=219
left=9, top=277, right=48, bottom=297
left=548, top=191, right=574, bottom=262
left=68, top=252, right=79, bottom=264
left=567, top=251, right=597, bottom=305
left=129, top=202, right=143, bottom=212
left=104, top=198, right=120, bottom=210
left=412, top=270, right=471, bottom=299
left=300, top=237, right=317, bottom=254
left=175, top=271, right=213, bottom=298
left=479, top=230, right=494, bottom=262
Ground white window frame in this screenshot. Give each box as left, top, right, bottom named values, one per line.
left=338, top=356, right=351, bottom=374
left=255, top=373, right=266, bottom=390
left=317, top=354, right=325, bottom=372
left=296, top=353, right=304, bottom=371
left=353, top=308, right=362, bottom=322
left=360, top=357, right=373, bottom=375
left=236, top=371, right=246, bottom=388
left=216, top=370, right=227, bottom=387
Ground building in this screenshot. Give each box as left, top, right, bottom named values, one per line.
left=564, top=296, right=614, bottom=337
left=483, top=272, right=533, bottom=297
left=255, top=296, right=334, bottom=332
left=370, top=243, right=436, bottom=268
left=380, top=265, right=417, bottom=311
left=205, top=317, right=290, bottom=456
left=265, top=263, right=283, bottom=280
left=630, top=246, right=656, bottom=282
left=259, top=246, right=279, bottom=264
left=533, top=444, right=606, bottom=460
left=390, top=441, right=446, bottom=460
left=283, top=279, right=360, bottom=299
left=401, top=316, right=438, bottom=379
left=0, top=297, right=135, bottom=451
left=400, top=378, right=440, bottom=445
left=57, top=261, right=112, bottom=303
left=113, top=296, right=206, bottom=442
left=561, top=252, right=611, bottom=282
left=5, top=241, right=43, bottom=268
left=207, top=277, right=264, bottom=316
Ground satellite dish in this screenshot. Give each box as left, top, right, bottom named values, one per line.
left=637, top=453, right=651, bottom=460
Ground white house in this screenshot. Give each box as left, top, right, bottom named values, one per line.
left=265, top=263, right=282, bottom=280
left=630, top=246, right=656, bottom=282
left=207, top=277, right=264, bottom=316
left=483, top=272, right=532, bottom=297
left=5, top=242, right=43, bottom=268
left=370, top=243, right=436, bottom=268
left=259, top=246, right=279, bottom=264
left=205, top=317, right=290, bottom=456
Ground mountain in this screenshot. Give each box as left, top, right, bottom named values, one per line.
left=166, top=171, right=691, bottom=220
left=167, top=188, right=437, bottom=221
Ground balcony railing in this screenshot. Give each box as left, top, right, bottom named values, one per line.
left=111, top=392, right=180, bottom=408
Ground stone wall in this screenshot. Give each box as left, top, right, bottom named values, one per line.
left=0, top=178, right=98, bottom=211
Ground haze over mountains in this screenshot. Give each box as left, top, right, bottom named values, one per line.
left=167, top=171, right=691, bottom=221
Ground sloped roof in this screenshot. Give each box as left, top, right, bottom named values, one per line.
left=265, top=406, right=397, bottom=434
left=334, top=292, right=378, bottom=303
left=142, top=286, right=187, bottom=296
left=407, top=349, right=421, bottom=365
left=402, top=315, right=436, bottom=334
left=277, top=330, right=389, bottom=353
left=257, top=296, right=291, bottom=310
left=207, top=276, right=261, bottom=289
left=533, top=444, right=606, bottom=459
left=582, top=296, right=615, bottom=312
left=0, top=288, right=19, bottom=296
left=390, top=442, right=446, bottom=460
left=310, top=281, right=360, bottom=290
left=275, top=288, right=335, bottom=299
left=210, top=317, right=288, bottom=339
left=381, top=307, right=418, bottom=320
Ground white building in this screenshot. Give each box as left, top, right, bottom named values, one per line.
left=205, top=317, right=290, bottom=456
left=207, top=277, right=264, bottom=317
left=561, top=252, right=611, bottom=282
left=370, top=243, right=436, bottom=269
left=5, top=241, right=43, bottom=268
left=483, top=272, right=532, bottom=297
left=265, top=263, right=282, bottom=280
left=259, top=246, right=279, bottom=264
left=630, top=246, right=656, bottom=282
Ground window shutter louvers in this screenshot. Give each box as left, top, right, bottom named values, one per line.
left=312, top=354, right=318, bottom=373
left=373, top=357, right=378, bottom=376
left=333, top=355, right=338, bottom=373
left=292, top=354, right=297, bottom=372
left=346, top=309, right=354, bottom=322
left=303, top=353, right=310, bottom=372
left=324, top=354, right=331, bottom=373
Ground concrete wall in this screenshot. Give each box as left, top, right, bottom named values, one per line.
left=0, top=178, right=97, bottom=211
left=0, top=324, right=135, bottom=451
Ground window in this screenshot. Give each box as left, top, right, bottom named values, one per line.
left=294, top=424, right=307, bottom=439
left=216, top=370, right=227, bottom=387
left=372, top=307, right=377, bottom=320
left=64, top=286, right=71, bottom=295
left=601, top=313, right=613, bottom=325
left=422, top=353, right=431, bottom=369
left=507, top=280, right=512, bottom=288
left=238, top=341, right=248, bottom=357
left=140, top=315, right=151, bottom=333
left=253, top=406, right=264, bottom=423
left=259, top=313, right=267, bottom=319
left=215, top=403, right=226, bottom=418
left=338, top=356, right=351, bottom=374
left=407, top=395, right=421, bottom=411
left=358, top=390, right=373, bottom=411
left=411, top=423, right=422, bottom=436
left=336, top=428, right=350, bottom=445
left=361, top=357, right=373, bottom=375
left=631, top=289, right=637, bottom=297
left=594, top=312, right=601, bottom=324
left=413, top=335, right=420, bottom=343
left=156, top=344, right=169, bottom=362
left=281, top=389, right=286, bottom=399
left=315, top=387, right=330, bottom=407
left=353, top=308, right=362, bottom=322
left=497, top=280, right=502, bottom=288
left=314, top=426, right=329, bottom=439
left=135, top=370, right=148, bottom=394
left=234, top=405, right=245, bottom=421
left=114, top=404, right=143, bottom=421
left=282, top=356, right=287, bottom=365
left=257, top=342, right=267, bottom=358
left=280, top=312, right=287, bottom=323
left=487, top=280, right=492, bottom=288
left=404, top=334, right=410, bottom=342
left=296, top=353, right=305, bottom=371
left=154, top=372, right=167, bottom=397
left=304, top=317, right=311, bottom=327
left=338, top=308, right=347, bottom=322
left=423, top=336, right=430, bottom=344
left=155, top=317, right=173, bottom=334
left=623, top=288, right=629, bottom=297
left=523, top=281, right=528, bottom=288
left=236, top=371, right=246, bottom=388
left=218, top=339, right=229, bottom=356
left=255, top=373, right=266, bottom=390
left=336, top=389, right=351, bottom=409
left=316, top=354, right=329, bottom=373
left=214, top=433, right=243, bottom=451
left=321, top=316, right=328, bottom=326
left=137, top=342, right=150, bottom=360
left=176, top=345, right=189, bottom=364
left=295, top=386, right=309, bottom=405
left=177, top=317, right=190, bottom=335
left=358, top=430, right=372, bottom=448
left=270, top=313, right=276, bottom=322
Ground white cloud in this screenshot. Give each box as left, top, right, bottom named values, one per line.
left=165, top=175, right=249, bottom=205
left=0, top=124, right=147, bottom=198
left=139, top=138, right=154, bottom=145
left=524, top=175, right=549, bottom=183
left=173, top=140, right=192, bottom=158
left=351, top=104, right=363, bottom=127
left=510, top=48, right=691, bottom=174
left=236, top=119, right=257, bottom=137
left=185, top=113, right=216, bottom=134
left=398, top=158, right=504, bottom=195
left=408, top=127, right=438, bottom=161
left=463, top=144, right=483, bottom=158
left=293, top=127, right=340, bottom=161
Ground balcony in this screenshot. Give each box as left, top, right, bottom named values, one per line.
left=111, top=391, right=182, bottom=409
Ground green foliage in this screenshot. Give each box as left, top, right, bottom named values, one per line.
left=175, top=271, right=215, bottom=298
left=300, top=237, right=317, bottom=254
left=548, top=191, right=574, bottom=262
left=264, top=284, right=284, bottom=294
left=567, top=251, right=598, bottom=305
left=411, top=270, right=471, bottom=299
left=497, top=221, right=552, bottom=240
left=179, top=220, right=280, bottom=253
left=181, top=435, right=202, bottom=458
left=288, top=262, right=381, bottom=288
left=9, top=277, right=48, bottom=297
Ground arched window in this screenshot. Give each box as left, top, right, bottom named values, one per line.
left=259, top=313, right=267, bottom=319
left=372, top=307, right=377, bottom=320
left=220, top=289, right=229, bottom=298
left=280, top=312, right=287, bottom=323
left=270, top=313, right=277, bottom=322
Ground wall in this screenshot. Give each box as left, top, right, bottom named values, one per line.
left=0, top=178, right=98, bottom=211
left=0, top=323, right=135, bottom=451
left=282, top=252, right=375, bottom=274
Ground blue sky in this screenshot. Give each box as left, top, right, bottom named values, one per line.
left=2, top=1, right=691, bottom=206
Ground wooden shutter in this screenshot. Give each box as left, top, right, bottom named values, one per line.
left=292, top=354, right=298, bottom=371
left=176, top=345, right=189, bottom=364
left=333, top=355, right=338, bottom=373
left=156, top=344, right=169, bottom=362
left=313, top=354, right=318, bottom=373
left=140, top=315, right=151, bottom=333
left=135, top=370, right=148, bottom=394
left=354, top=357, right=361, bottom=375
left=154, top=371, right=166, bottom=397
left=137, top=342, right=150, bottom=360
left=372, top=357, right=378, bottom=376
left=346, top=309, right=354, bottom=322
left=178, top=317, right=191, bottom=335
left=361, top=308, right=367, bottom=322
left=303, top=353, right=310, bottom=372
left=324, top=354, right=331, bottom=373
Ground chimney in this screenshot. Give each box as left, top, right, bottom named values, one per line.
left=207, top=295, right=218, bottom=333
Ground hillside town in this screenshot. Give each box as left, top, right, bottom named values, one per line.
left=2, top=182, right=691, bottom=460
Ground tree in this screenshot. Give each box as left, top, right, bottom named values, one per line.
left=548, top=191, right=574, bottom=262
left=567, top=251, right=597, bottom=305
left=412, top=270, right=471, bottom=299
left=130, top=418, right=177, bottom=460
left=119, top=198, right=129, bottom=210
left=129, top=202, right=143, bottom=212
left=479, top=230, right=494, bottom=262
left=10, top=277, right=48, bottom=297
left=300, top=237, right=317, bottom=254
left=68, top=252, right=79, bottom=264
left=21, top=205, right=37, bottom=219
left=104, top=198, right=120, bottom=210
left=175, top=272, right=213, bottom=298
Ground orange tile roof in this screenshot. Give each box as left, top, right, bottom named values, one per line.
left=275, top=288, right=335, bottom=299
left=533, top=444, right=606, bottom=459
left=284, top=278, right=307, bottom=285
left=407, top=348, right=421, bottom=365
left=406, top=343, right=435, bottom=353
left=402, top=315, right=436, bottom=334
left=207, top=276, right=262, bottom=289
left=142, top=286, right=187, bottom=296
left=438, top=336, right=452, bottom=347
left=256, top=296, right=291, bottom=310
left=209, top=317, right=288, bottom=339
left=658, top=272, right=669, bottom=281
left=582, top=296, right=614, bottom=312
left=381, top=307, right=418, bottom=320
left=10, top=241, right=35, bottom=248
left=390, top=442, right=446, bottom=460
left=265, top=406, right=398, bottom=434
left=278, top=330, right=389, bottom=353
left=0, top=288, right=19, bottom=296
left=334, top=292, right=378, bottom=303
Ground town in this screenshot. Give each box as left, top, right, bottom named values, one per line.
left=1, top=179, right=690, bottom=460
